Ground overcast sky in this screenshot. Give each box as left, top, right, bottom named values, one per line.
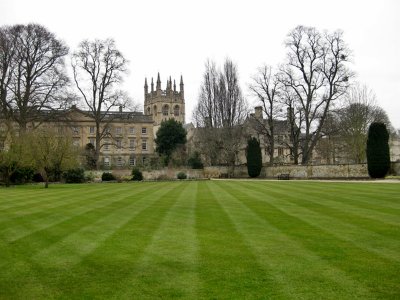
left=1, top=0, right=399, bottom=128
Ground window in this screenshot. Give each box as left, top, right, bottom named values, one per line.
left=142, top=156, right=147, bottom=165
left=174, top=105, right=180, bottom=116
left=129, top=127, right=135, bottom=135
left=153, top=105, right=157, bottom=116
left=142, top=140, right=147, bottom=151
left=104, top=157, right=110, bottom=167
left=278, top=148, right=284, bottom=156
left=117, top=156, right=123, bottom=167
left=73, top=138, right=80, bottom=147
left=147, top=107, right=151, bottom=115
left=89, top=138, right=95, bottom=146
left=129, top=156, right=136, bottom=166
left=116, top=127, right=122, bottom=135
left=129, top=139, right=136, bottom=150
left=89, top=126, right=95, bottom=134
left=162, top=104, right=169, bottom=116
left=72, top=126, right=79, bottom=135
left=103, top=139, right=109, bottom=151
left=141, top=127, right=147, bottom=135
left=116, top=139, right=122, bottom=149
left=105, top=126, right=111, bottom=134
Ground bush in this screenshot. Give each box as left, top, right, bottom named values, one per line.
left=63, top=168, right=85, bottom=183
left=10, top=167, right=34, bottom=184
left=188, top=151, right=204, bottom=169
left=32, top=173, right=44, bottom=182
left=131, top=167, right=143, bottom=181
left=177, top=172, right=187, bottom=180
left=367, top=122, right=390, bottom=178
left=101, top=172, right=116, bottom=181
left=246, top=137, right=262, bottom=178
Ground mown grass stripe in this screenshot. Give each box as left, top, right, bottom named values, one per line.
left=261, top=182, right=400, bottom=242
left=31, top=183, right=178, bottom=267
left=195, top=181, right=276, bottom=299
left=19, top=182, right=185, bottom=299
left=214, top=181, right=372, bottom=299
left=237, top=181, right=400, bottom=262
left=0, top=183, right=169, bottom=273
left=110, top=181, right=200, bottom=299
left=0, top=183, right=154, bottom=242
left=232, top=181, right=400, bottom=299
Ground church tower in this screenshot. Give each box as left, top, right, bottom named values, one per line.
left=144, top=73, right=186, bottom=127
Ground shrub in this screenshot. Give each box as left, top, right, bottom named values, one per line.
left=246, top=137, right=262, bottom=178
left=188, top=151, right=204, bottom=169
left=177, top=172, right=187, bottom=180
left=63, top=168, right=85, bottom=183
left=32, top=173, right=44, bottom=182
left=101, top=172, right=116, bottom=181
left=367, top=122, right=390, bottom=178
left=10, top=167, right=34, bottom=184
left=131, top=167, right=143, bottom=181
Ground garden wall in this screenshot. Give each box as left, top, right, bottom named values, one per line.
left=85, top=162, right=400, bottom=181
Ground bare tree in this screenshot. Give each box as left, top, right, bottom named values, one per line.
left=249, top=65, right=281, bottom=165
left=0, top=24, right=69, bottom=132
left=279, top=26, right=353, bottom=164
left=339, top=83, right=391, bottom=163
left=71, top=39, right=129, bottom=168
left=22, top=128, right=79, bottom=188
left=193, top=58, right=248, bottom=169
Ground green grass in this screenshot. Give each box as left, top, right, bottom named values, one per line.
left=0, top=180, right=399, bottom=299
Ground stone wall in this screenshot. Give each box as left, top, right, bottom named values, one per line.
left=85, top=162, right=399, bottom=181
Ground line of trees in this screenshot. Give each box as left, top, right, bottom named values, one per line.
left=1, top=23, right=135, bottom=179
left=193, top=26, right=394, bottom=167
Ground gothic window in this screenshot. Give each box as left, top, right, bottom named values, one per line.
left=153, top=105, right=157, bottom=116
left=147, top=107, right=151, bottom=115
left=117, top=156, right=123, bottom=167
left=174, top=105, right=180, bottom=117
left=162, top=104, right=169, bottom=116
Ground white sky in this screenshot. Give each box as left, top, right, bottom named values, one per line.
left=1, top=0, right=399, bottom=128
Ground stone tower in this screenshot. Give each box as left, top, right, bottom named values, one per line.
left=144, top=73, right=185, bottom=126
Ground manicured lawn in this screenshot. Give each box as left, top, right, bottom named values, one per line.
left=0, top=180, right=399, bottom=299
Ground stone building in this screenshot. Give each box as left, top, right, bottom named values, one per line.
left=143, top=73, right=185, bottom=134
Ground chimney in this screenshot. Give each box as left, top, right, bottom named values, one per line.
left=254, top=106, right=263, bottom=119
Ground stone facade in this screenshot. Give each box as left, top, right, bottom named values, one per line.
left=143, top=73, right=185, bottom=131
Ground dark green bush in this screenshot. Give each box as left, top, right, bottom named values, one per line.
left=63, top=168, right=85, bottom=183
left=188, top=151, right=204, bottom=169
left=367, top=122, right=390, bottom=178
left=101, top=172, right=116, bottom=181
left=177, top=172, right=187, bottom=180
left=32, top=173, right=44, bottom=182
left=131, top=167, right=143, bottom=181
left=246, top=137, right=262, bottom=178
left=10, top=167, right=34, bottom=184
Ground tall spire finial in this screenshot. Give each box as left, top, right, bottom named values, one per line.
left=144, top=77, right=148, bottom=94
left=156, top=72, right=161, bottom=90
left=151, top=77, right=154, bottom=92
left=173, top=79, right=176, bottom=92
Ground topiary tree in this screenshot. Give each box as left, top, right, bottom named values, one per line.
left=155, top=119, right=187, bottom=165
left=246, top=137, right=262, bottom=178
left=366, top=122, right=390, bottom=178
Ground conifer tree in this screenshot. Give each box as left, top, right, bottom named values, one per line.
left=246, top=137, right=262, bottom=178
left=366, top=122, right=390, bottom=178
